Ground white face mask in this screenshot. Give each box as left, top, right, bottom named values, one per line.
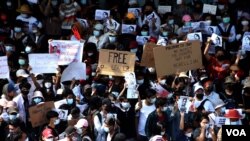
left=45, top=138, right=54, bottom=141
left=161, top=131, right=165, bottom=135
left=88, top=52, right=94, bottom=56
left=241, top=20, right=249, bottom=26
left=91, top=72, right=96, bottom=76
left=185, top=132, right=192, bottom=137
left=137, top=79, right=144, bottom=85
left=6, top=2, right=12, bottom=7
left=162, top=106, right=168, bottom=112
left=25, top=46, right=32, bottom=53
left=54, top=119, right=60, bottom=125
left=206, top=20, right=212, bottom=26
left=21, top=13, right=28, bottom=18
left=104, top=127, right=109, bottom=132
left=230, top=121, right=240, bottom=125
left=76, top=128, right=83, bottom=134
left=130, top=48, right=138, bottom=53
left=159, top=79, right=166, bottom=85
left=44, top=82, right=52, bottom=88
left=150, top=98, right=156, bottom=104
left=177, top=0, right=182, bottom=5
left=171, top=39, right=177, bottom=44
left=121, top=102, right=131, bottom=109
left=218, top=5, right=225, bottom=10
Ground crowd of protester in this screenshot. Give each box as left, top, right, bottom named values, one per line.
left=0, top=0, right=250, bottom=141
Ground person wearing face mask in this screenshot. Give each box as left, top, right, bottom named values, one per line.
left=74, top=118, right=92, bottom=141
left=216, top=13, right=237, bottom=56
left=18, top=53, right=29, bottom=70
left=13, top=81, right=31, bottom=125
left=87, top=23, right=109, bottom=50
left=193, top=115, right=217, bottom=141
left=83, top=43, right=99, bottom=69
left=224, top=109, right=242, bottom=125
left=6, top=119, right=29, bottom=141
left=135, top=89, right=156, bottom=141
left=177, top=111, right=194, bottom=141
left=208, top=100, right=226, bottom=129
left=43, top=110, right=60, bottom=138
left=145, top=98, right=170, bottom=140
left=160, top=13, right=179, bottom=36
left=115, top=96, right=136, bottom=139
left=31, top=91, right=45, bottom=106
left=177, top=14, right=193, bottom=39
left=16, top=4, right=42, bottom=34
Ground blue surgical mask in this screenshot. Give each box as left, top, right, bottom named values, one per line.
left=18, top=59, right=25, bottom=65
left=93, top=30, right=100, bottom=37
left=33, top=97, right=42, bottom=104
left=109, top=36, right=116, bottom=43
left=14, top=27, right=21, bottom=32
left=54, top=119, right=60, bottom=125
left=162, top=31, right=168, bottom=37
left=141, top=31, right=148, bottom=36
left=9, top=114, right=17, bottom=121
left=223, top=17, right=230, bottom=24
left=185, top=22, right=191, bottom=27
left=64, top=0, right=70, bottom=4
left=130, top=48, right=138, bottom=53
left=168, top=19, right=174, bottom=25
left=5, top=45, right=13, bottom=52
left=67, top=98, right=74, bottom=105
left=80, top=0, right=87, bottom=5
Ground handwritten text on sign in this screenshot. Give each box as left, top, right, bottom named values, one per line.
left=0, top=56, right=9, bottom=79
left=98, top=49, right=135, bottom=76
left=153, top=41, right=202, bottom=76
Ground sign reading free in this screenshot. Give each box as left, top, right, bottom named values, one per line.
left=98, top=49, right=135, bottom=76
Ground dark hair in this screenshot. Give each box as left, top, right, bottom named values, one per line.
left=89, top=96, right=102, bottom=110
left=155, top=98, right=167, bottom=108
left=46, top=110, right=59, bottom=120
left=113, top=133, right=126, bottom=141
left=145, top=89, right=156, bottom=98
left=102, top=98, right=112, bottom=106
left=19, top=81, right=31, bottom=90
left=62, top=87, right=74, bottom=98
left=70, top=107, right=80, bottom=115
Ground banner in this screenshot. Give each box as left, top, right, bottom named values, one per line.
left=48, top=40, right=84, bottom=65
left=121, top=24, right=136, bottom=34
left=98, top=49, right=135, bottom=76
left=61, top=62, right=86, bottom=82
left=0, top=56, right=9, bottom=79
left=140, top=43, right=159, bottom=67
left=203, top=4, right=217, bottom=15
left=158, top=6, right=171, bottom=14
left=29, top=54, right=58, bottom=74
left=95, top=9, right=110, bottom=20
left=153, top=41, right=202, bottom=76
left=28, top=101, right=55, bottom=127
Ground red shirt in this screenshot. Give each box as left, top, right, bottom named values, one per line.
left=207, top=56, right=230, bottom=81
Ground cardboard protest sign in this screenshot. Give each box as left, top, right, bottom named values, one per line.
left=76, top=18, right=89, bottom=28
left=28, top=54, right=58, bottom=74
left=48, top=40, right=84, bottom=65
left=242, top=35, right=250, bottom=51
left=153, top=41, right=202, bottom=76
left=177, top=96, right=191, bottom=113
left=28, top=101, right=55, bottom=127
left=61, top=62, right=86, bottom=82
left=187, top=32, right=203, bottom=42
left=124, top=72, right=138, bottom=99
left=211, top=33, right=222, bottom=47
left=121, top=24, right=136, bottom=34
left=0, top=56, right=9, bottom=79
left=140, top=43, right=159, bottom=67
left=98, top=49, right=135, bottom=76
left=95, top=9, right=110, bottom=20
left=127, top=8, right=141, bottom=18
left=203, top=4, right=217, bottom=15
left=157, top=6, right=171, bottom=14
left=215, top=117, right=226, bottom=127
left=136, top=36, right=150, bottom=45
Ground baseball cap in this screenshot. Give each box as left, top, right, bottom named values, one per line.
left=182, top=14, right=192, bottom=22
left=16, top=69, right=29, bottom=78
left=74, top=118, right=89, bottom=128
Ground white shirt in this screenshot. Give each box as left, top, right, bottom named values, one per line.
left=136, top=100, right=156, bottom=136
left=194, top=98, right=215, bottom=113
left=204, top=91, right=221, bottom=107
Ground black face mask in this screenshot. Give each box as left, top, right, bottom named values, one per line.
left=196, top=93, right=204, bottom=100
left=216, top=55, right=225, bottom=61
left=21, top=90, right=29, bottom=95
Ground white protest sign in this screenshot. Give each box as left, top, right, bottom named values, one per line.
left=61, top=62, right=86, bottom=82
left=203, top=4, right=217, bottom=15
left=187, top=32, right=203, bottom=42
left=178, top=96, right=191, bottom=113
left=48, top=40, right=84, bottom=65
left=27, top=0, right=38, bottom=4
left=56, top=109, right=68, bottom=121
left=76, top=18, right=89, bottom=28
left=0, top=56, right=9, bottom=79
left=128, top=8, right=141, bottom=18
left=215, top=117, right=226, bottom=127
left=205, top=26, right=217, bottom=35
left=54, top=99, right=67, bottom=109
left=157, top=6, right=171, bottom=14
left=211, top=33, right=222, bottom=47
left=242, top=35, right=250, bottom=51
left=191, top=22, right=201, bottom=30
left=106, top=19, right=120, bottom=31
left=146, top=12, right=157, bottom=22
left=124, top=72, right=138, bottom=99
left=95, top=9, right=110, bottom=20
left=136, top=36, right=150, bottom=45
left=28, top=54, right=58, bottom=74
left=121, top=24, right=136, bottom=34
left=151, top=83, right=169, bottom=98
left=157, top=36, right=168, bottom=46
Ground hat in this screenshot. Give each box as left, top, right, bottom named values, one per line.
left=215, top=99, right=226, bottom=109
left=179, top=72, right=188, bottom=78
left=64, top=126, right=76, bottom=135
left=42, top=128, right=54, bottom=139
left=6, top=101, right=17, bottom=108
left=32, top=91, right=44, bottom=99
left=16, top=4, right=32, bottom=14
left=182, top=14, right=192, bottom=22
left=224, top=76, right=235, bottom=84
left=129, top=40, right=138, bottom=49
left=94, top=23, right=104, bottom=30
left=8, top=107, right=18, bottom=114
left=0, top=99, right=7, bottom=107
left=224, top=109, right=242, bottom=119
left=74, top=118, right=89, bottom=128
left=194, top=85, right=204, bottom=93
left=16, top=69, right=29, bottom=78
left=149, top=135, right=164, bottom=141
left=230, top=64, right=239, bottom=71
left=7, top=83, right=16, bottom=93
left=126, top=12, right=135, bottom=20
